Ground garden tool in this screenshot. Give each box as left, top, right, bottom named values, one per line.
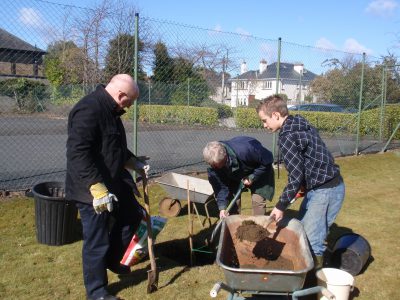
left=209, top=181, right=246, bottom=245
left=142, top=176, right=158, bottom=293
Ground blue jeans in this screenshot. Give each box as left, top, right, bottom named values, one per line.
left=298, top=181, right=345, bottom=256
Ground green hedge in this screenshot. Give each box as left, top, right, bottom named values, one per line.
left=0, top=78, right=49, bottom=112
left=235, top=105, right=400, bottom=139
left=360, top=105, right=400, bottom=139
left=125, top=104, right=219, bottom=126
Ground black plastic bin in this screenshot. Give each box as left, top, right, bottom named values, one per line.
left=32, top=181, right=78, bottom=246
left=330, top=233, right=371, bottom=276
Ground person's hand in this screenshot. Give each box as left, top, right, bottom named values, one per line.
left=142, top=163, right=150, bottom=177
left=125, top=156, right=150, bottom=178
left=219, top=209, right=229, bottom=219
left=270, top=207, right=284, bottom=223
left=242, top=178, right=252, bottom=187
left=93, top=193, right=118, bottom=214
left=133, top=159, right=150, bottom=179
left=90, top=182, right=118, bottom=214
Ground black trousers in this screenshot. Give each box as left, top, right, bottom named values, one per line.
left=76, top=192, right=142, bottom=299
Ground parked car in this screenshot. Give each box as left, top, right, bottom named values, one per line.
left=288, top=103, right=346, bottom=113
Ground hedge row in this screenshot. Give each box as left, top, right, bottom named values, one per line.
left=125, top=104, right=219, bottom=126
left=122, top=103, right=399, bottom=139
left=235, top=105, right=400, bottom=139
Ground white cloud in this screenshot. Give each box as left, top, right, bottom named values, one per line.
left=208, top=24, right=223, bottom=36
left=315, top=37, right=337, bottom=50
left=343, top=38, right=373, bottom=55
left=365, top=0, right=398, bottom=17
left=315, top=37, right=373, bottom=55
left=236, top=27, right=252, bottom=39
left=214, top=24, right=223, bottom=32
left=19, top=7, right=43, bottom=27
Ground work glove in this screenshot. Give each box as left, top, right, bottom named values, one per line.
left=90, top=182, right=118, bottom=214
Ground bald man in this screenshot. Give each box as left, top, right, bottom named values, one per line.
left=66, top=74, right=148, bottom=300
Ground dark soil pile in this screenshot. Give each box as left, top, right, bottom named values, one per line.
left=231, top=220, right=294, bottom=270
left=235, top=220, right=270, bottom=242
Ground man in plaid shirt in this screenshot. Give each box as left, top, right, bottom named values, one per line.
left=256, top=95, right=345, bottom=268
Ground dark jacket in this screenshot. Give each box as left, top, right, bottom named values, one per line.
left=207, top=136, right=275, bottom=210
left=277, top=114, right=341, bottom=210
left=66, top=85, right=137, bottom=204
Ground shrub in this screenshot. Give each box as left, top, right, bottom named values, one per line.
left=0, top=78, right=49, bottom=112
left=200, top=99, right=233, bottom=118
left=234, top=105, right=400, bottom=139
left=50, top=84, right=87, bottom=105
left=126, top=104, right=219, bottom=126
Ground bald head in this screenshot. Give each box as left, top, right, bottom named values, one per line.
left=105, top=74, right=139, bottom=109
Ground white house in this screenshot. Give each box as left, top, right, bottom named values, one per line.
left=230, top=60, right=317, bottom=107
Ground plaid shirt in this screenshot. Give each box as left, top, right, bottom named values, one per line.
left=276, top=115, right=340, bottom=210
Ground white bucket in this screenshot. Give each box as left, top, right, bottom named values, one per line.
left=316, top=268, right=355, bottom=300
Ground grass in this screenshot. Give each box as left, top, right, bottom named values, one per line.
left=0, top=151, right=400, bottom=299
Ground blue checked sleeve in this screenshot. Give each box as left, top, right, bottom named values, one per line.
left=277, top=133, right=305, bottom=210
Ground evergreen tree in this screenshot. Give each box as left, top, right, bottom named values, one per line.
left=152, top=42, right=174, bottom=83
left=103, top=33, right=145, bottom=82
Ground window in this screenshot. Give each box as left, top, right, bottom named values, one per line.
left=262, top=81, right=272, bottom=89
left=237, top=81, right=247, bottom=90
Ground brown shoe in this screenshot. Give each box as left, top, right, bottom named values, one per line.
left=314, top=255, right=324, bottom=270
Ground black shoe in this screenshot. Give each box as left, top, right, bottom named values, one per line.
left=107, top=264, right=132, bottom=275
left=88, top=295, right=118, bottom=300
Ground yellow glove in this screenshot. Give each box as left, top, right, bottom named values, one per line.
left=89, top=182, right=118, bottom=214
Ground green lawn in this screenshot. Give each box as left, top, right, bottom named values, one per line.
left=0, top=151, right=399, bottom=300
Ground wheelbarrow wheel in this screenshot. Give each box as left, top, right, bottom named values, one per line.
left=158, top=197, right=181, bottom=217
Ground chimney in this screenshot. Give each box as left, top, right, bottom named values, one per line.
left=259, top=59, right=267, bottom=74
left=240, top=61, right=248, bottom=74
left=294, top=63, right=304, bottom=74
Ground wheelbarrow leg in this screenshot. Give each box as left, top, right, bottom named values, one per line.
left=203, top=197, right=216, bottom=228
left=192, top=202, right=205, bottom=229
left=187, top=181, right=194, bottom=266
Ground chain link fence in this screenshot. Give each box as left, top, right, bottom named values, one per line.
left=1, top=0, right=399, bottom=192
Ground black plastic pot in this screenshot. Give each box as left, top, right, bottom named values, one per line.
left=32, top=181, right=77, bottom=246
left=330, top=233, right=371, bottom=276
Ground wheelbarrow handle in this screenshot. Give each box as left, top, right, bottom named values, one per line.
left=210, top=282, right=234, bottom=298
left=210, top=182, right=245, bottom=244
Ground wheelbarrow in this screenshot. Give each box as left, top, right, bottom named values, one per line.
left=155, top=172, right=215, bottom=227
left=210, top=215, right=336, bottom=299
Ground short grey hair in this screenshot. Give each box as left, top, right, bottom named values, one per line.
left=203, top=141, right=227, bottom=165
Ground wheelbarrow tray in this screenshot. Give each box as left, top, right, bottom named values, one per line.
left=155, top=172, right=214, bottom=204
left=216, top=215, right=313, bottom=294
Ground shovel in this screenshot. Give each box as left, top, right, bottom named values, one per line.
left=209, top=182, right=246, bottom=245
left=142, top=176, right=158, bottom=293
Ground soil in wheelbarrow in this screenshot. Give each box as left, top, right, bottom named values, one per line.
left=230, top=220, right=297, bottom=270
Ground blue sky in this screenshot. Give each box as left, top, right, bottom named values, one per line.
left=49, top=0, right=400, bottom=58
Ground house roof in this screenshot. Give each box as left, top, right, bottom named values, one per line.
left=0, top=28, right=45, bottom=53
left=233, top=62, right=317, bottom=82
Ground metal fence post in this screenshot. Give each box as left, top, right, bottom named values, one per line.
left=272, top=37, right=282, bottom=161
left=379, top=65, right=386, bottom=142
left=355, top=52, right=365, bottom=155
left=133, top=13, right=139, bottom=157
left=187, top=77, right=190, bottom=106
